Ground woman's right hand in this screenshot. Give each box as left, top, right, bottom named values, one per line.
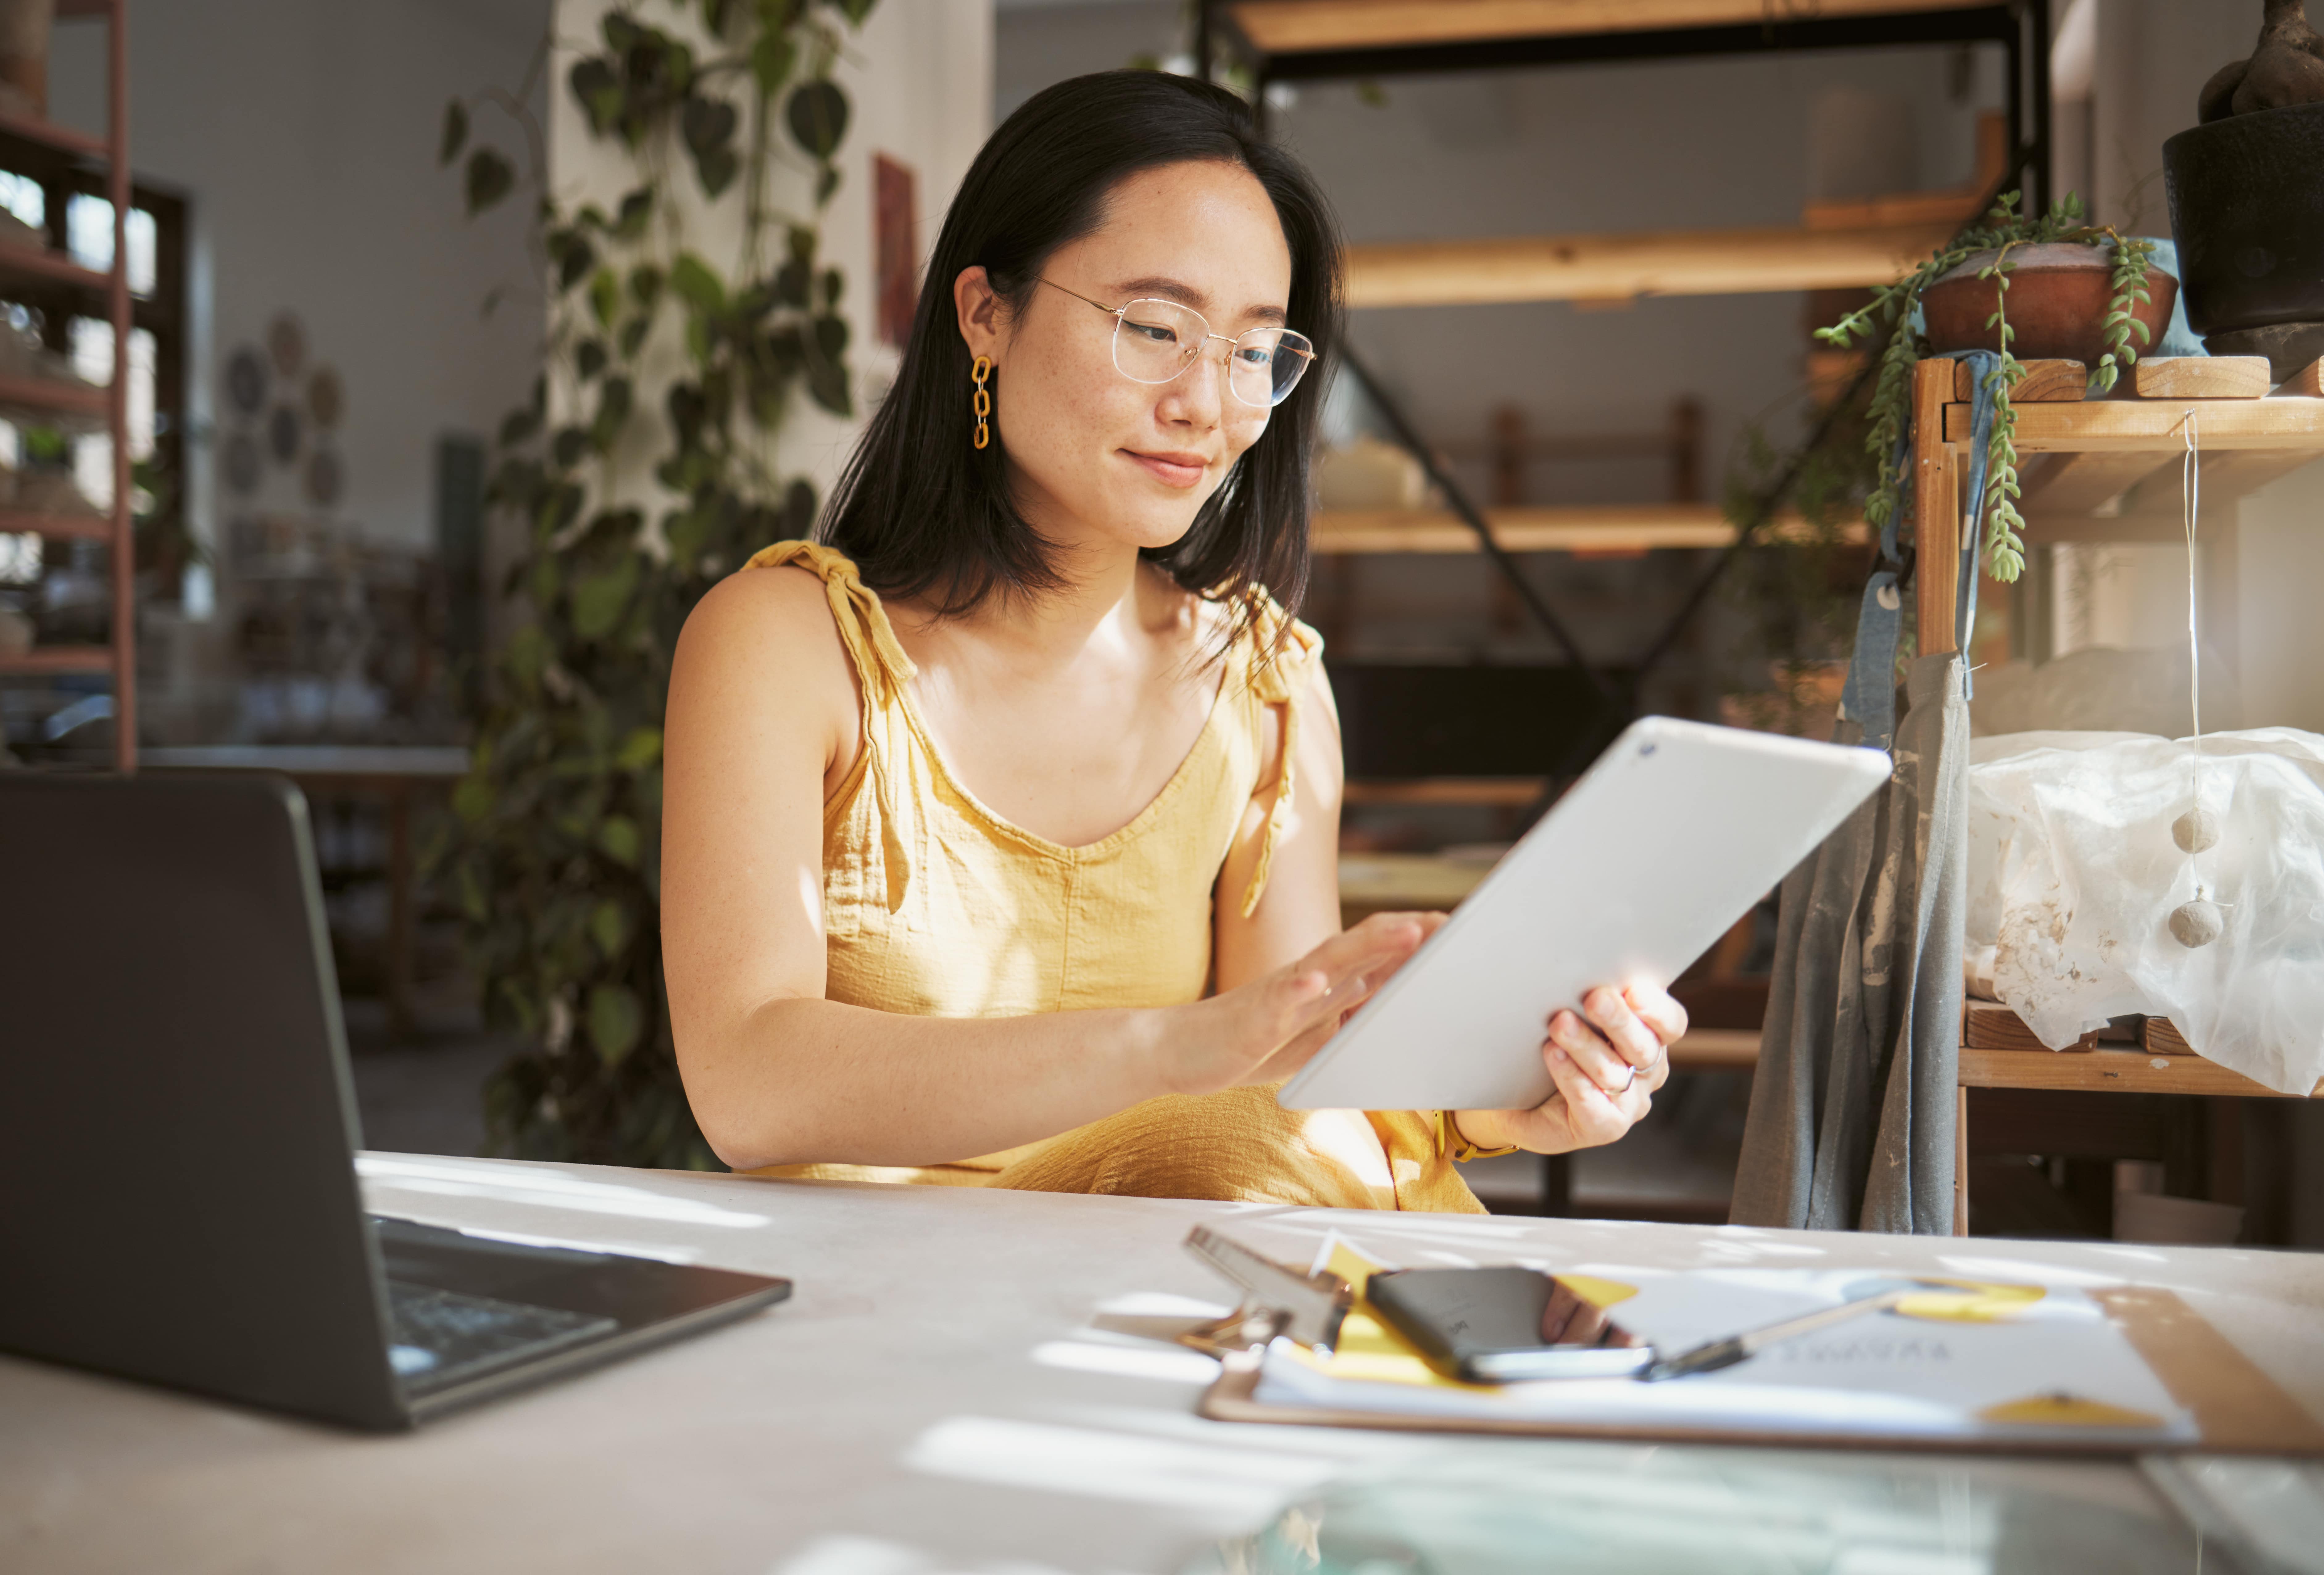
left=1159, top=911, right=1445, bottom=1096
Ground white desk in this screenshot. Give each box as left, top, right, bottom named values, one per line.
left=6, top=1158, right=2323, bottom=1574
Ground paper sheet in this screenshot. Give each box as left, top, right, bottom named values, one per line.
left=1252, top=1242, right=2196, bottom=1446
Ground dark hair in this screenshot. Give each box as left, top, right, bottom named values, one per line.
left=819, top=71, right=1343, bottom=637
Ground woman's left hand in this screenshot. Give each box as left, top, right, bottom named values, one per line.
left=1450, top=983, right=1687, bottom=1156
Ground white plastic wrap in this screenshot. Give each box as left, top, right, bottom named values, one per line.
left=1966, top=728, right=2324, bottom=1095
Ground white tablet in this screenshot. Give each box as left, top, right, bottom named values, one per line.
left=1279, top=715, right=1892, bottom=1113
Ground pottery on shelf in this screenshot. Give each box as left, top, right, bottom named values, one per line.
left=2164, top=100, right=2324, bottom=378
left=1919, top=243, right=2178, bottom=366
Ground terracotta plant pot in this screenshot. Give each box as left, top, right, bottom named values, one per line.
left=1919, top=243, right=2179, bottom=365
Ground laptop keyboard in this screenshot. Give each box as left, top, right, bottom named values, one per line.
left=385, top=1281, right=618, bottom=1394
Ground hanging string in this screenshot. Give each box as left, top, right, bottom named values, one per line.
left=2183, top=408, right=2201, bottom=752
left=2169, top=407, right=2224, bottom=947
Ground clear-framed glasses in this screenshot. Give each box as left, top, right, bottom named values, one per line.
left=1038, top=277, right=1315, bottom=409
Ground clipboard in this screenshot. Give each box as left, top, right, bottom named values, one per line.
left=1196, top=1282, right=2324, bottom=1458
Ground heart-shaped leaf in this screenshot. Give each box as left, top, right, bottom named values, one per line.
left=465, top=147, right=514, bottom=214
left=573, top=555, right=640, bottom=640
left=670, top=251, right=725, bottom=315
left=785, top=79, right=849, bottom=159
left=587, top=983, right=644, bottom=1068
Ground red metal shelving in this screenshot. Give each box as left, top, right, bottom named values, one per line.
left=0, top=646, right=112, bottom=675
left=0, top=369, right=107, bottom=419
left=0, top=1, right=132, bottom=770
left=0, top=104, right=108, bottom=162
left=0, top=238, right=110, bottom=293
left=0, top=508, right=109, bottom=540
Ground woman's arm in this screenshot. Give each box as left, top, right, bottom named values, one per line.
left=660, top=570, right=1427, bottom=1171
left=1211, top=647, right=1359, bottom=991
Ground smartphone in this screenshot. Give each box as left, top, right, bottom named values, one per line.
left=1366, top=1266, right=1655, bottom=1382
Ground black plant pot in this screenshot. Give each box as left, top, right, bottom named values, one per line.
left=2162, top=100, right=2324, bottom=339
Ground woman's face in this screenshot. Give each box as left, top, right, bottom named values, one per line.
left=955, top=159, right=1295, bottom=562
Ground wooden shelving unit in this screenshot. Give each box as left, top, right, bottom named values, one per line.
left=1343, top=109, right=2001, bottom=310
left=0, top=0, right=136, bottom=768
left=1346, top=218, right=1962, bottom=310
left=1315, top=502, right=1866, bottom=554
left=1912, top=354, right=2324, bottom=1235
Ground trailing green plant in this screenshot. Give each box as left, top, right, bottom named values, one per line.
left=1815, top=191, right=2155, bottom=583
left=1717, top=394, right=1887, bottom=732
left=430, top=0, right=875, bottom=1169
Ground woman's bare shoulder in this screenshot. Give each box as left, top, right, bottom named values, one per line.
left=674, top=562, right=858, bottom=711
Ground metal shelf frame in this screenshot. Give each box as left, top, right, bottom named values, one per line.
left=1197, top=0, right=2055, bottom=769
left=1211, top=0, right=2052, bottom=215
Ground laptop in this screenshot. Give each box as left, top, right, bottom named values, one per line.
left=0, top=770, right=791, bottom=1430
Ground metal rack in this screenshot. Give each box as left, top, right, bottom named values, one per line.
left=1199, top=0, right=2056, bottom=733
left=0, top=0, right=135, bottom=771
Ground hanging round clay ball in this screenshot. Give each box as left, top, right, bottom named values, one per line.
left=2172, top=805, right=2221, bottom=854
left=2170, top=898, right=2224, bottom=949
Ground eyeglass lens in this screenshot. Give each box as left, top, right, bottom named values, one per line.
left=1112, top=298, right=1312, bottom=408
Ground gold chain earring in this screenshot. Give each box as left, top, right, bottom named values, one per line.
left=971, top=354, right=992, bottom=450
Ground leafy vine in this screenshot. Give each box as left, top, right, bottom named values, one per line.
left=430, top=0, right=876, bottom=1169
left=1815, top=192, right=2154, bottom=583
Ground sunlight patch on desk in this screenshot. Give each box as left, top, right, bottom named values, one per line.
left=1696, top=1237, right=1829, bottom=1258
left=1094, top=1291, right=1233, bottom=1319
left=1935, top=1254, right=2123, bottom=1289
left=901, top=1415, right=1337, bottom=1517
left=771, top=1533, right=1099, bottom=1575
left=1030, top=1339, right=1221, bottom=1385
left=356, top=1155, right=769, bottom=1228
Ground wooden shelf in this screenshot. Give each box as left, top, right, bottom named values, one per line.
left=1345, top=219, right=1956, bottom=309
left=0, top=509, right=112, bottom=541
left=0, top=647, right=112, bottom=675
left=1960, top=1045, right=2322, bottom=1100
left=1668, top=1028, right=1761, bottom=1072
left=0, top=370, right=107, bottom=419
left=1226, top=0, right=1992, bottom=53
left=1935, top=381, right=2324, bottom=536
left=0, top=105, right=109, bottom=163
left=1338, top=850, right=1493, bottom=917
left=1343, top=777, right=1544, bottom=807
left=1941, top=393, right=2324, bottom=452
left=1315, top=503, right=1864, bottom=553
left=0, top=242, right=110, bottom=294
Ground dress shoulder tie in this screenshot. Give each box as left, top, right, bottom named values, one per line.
left=1238, top=600, right=1324, bottom=919
left=742, top=539, right=917, bottom=909
left=744, top=539, right=919, bottom=699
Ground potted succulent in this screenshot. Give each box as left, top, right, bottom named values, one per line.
left=1815, top=193, right=2167, bottom=582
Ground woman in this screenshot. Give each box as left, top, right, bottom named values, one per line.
left=661, top=72, right=1682, bottom=1212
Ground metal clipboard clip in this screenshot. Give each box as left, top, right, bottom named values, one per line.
left=1176, top=1225, right=1353, bottom=1359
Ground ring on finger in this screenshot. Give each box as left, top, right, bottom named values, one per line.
left=1615, top=1062, right=1639, bottom=1094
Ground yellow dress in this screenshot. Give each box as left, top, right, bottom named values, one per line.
left=741, top=541, right=1483, bottom=1214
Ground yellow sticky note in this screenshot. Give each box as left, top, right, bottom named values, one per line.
left=1979, top=1391, right=2163, bottom=1429
left=1893, top=1278, right=2046, bottom=1324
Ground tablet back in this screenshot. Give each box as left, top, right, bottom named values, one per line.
left=1280, top=716, right=1890, bottom=1112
